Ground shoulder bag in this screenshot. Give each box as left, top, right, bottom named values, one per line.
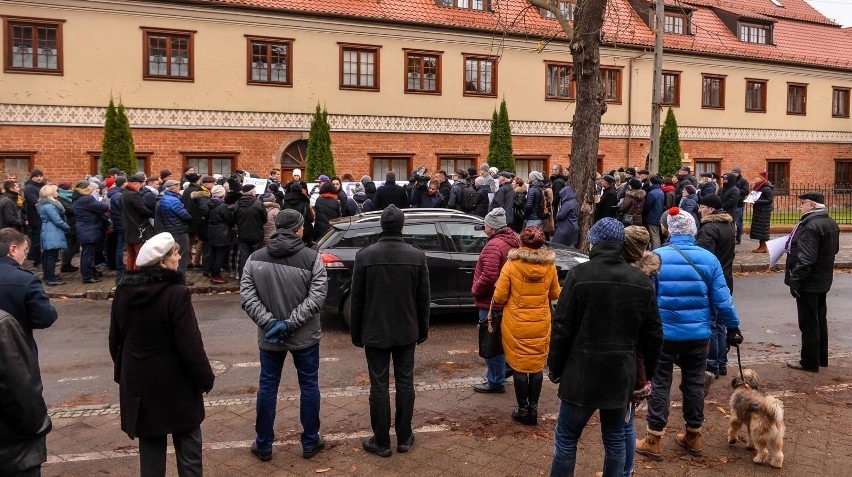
left=478, top=299, right=503, bottom=359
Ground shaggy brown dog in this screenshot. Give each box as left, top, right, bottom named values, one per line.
left=728, top=369, right=785, bottom=468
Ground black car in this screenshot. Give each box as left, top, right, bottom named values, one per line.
left=315, top=208, right=588, bottom=326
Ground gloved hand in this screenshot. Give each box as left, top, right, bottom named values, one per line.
left=790, top=288, right=800, bottom=298
left=631, top=382, right=652, bottom=403
left=264, top=320, right=294, bottom=344
left=726, top=327, right=744, bottom=348
left=547, top=371, right=561, bottom=384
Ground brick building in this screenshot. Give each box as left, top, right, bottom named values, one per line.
left=1, top=0, right=850, bottom=187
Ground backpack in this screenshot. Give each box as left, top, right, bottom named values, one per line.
left=664, top=190, right=676, bottom=209
left=512, top=191, right=526, bottom=220
left=460, top=184, right=477, bottom=212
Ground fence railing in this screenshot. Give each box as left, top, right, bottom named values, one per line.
left=742, top=184, right=852, bottom=225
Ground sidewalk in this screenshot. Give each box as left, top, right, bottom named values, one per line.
left=42, top=356, right=852, bottom=476
left=31, top=233, right=852, bottom=300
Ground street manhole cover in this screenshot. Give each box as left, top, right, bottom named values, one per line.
left=209, top=360, right=229, bottom=376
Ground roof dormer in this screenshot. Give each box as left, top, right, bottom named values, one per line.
left=538, top=0, right=574, bottom=21
left=626, top=0, right=694, bottom=36
left=435, top=0, right=490, bottom=12
left=712, top=7, right=775, bottom=45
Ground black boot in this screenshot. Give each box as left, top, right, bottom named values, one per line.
left=526, top=372, right=543, bottom=426
left=511, top=372, right=529, bottom=424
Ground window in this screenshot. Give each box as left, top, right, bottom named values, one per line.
left=694, top=160, right=720, bottom=177
left=661, top=71, right=680, bottom=106
left=833, top=87, right=850, bottom=118
left=545, top=62, right=574, bottom=100
left=664, top=13, right=687, bottom=35
left=142, top=28, right=193, bottom=81
left=404, top=49, right=441, bottom=94
left=745, top=79, right=767, bottom=112
left=540, top=1, right=574, bottom=20
left=766, top=160, right=790, bottom=195
left=601, top=67, right=622, bottom=103
left=835, top=160, right=852, bottom=188
left=438, top=156, right=477, bottom=177
left=702, top=74, right=725, bottom=109
left=182, top=153, right=237, bottom=176
left=445, top=222, right=488, bottom=254
left=246, top=36, right=292, bottom=86
left=738, top=22, right=770, bottom=44
left=437, top=0, right=488, bottom=11
left=0, top=153, right=34, bottom=180
left=88, top=152, right=151, bottom=177
left=370, top=155, right=412, bottom=181
left=400, top=223, right=443, bottom=252
left=463, top=55, right=497, bottom=97
left=514, top=156, right=548, bottom=181
left=786, top=83, right=807, bottom=115
left=339, top=43, right=380, bottom=90
left=3, top=17, right=63, bottom=74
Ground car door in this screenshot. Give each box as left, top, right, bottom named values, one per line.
left=443, top=221, right=489, bottom=307
left=400, top=222, right=458, bottom=307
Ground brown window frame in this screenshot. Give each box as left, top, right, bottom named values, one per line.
left=463, top=54, right=498, bottom=98
left=513, top=156, right=551, bottom=181
left=694, top=159, right=721, bottom=177
left=661, top=70, right=680, bottom=106
left=835, top=159, right=852, bottom=188
left=601, top=66, right=623, bottom=103
left=369, top=153, right=414, bottom=181
left=539, top=1, right=574, bottom=21
left=404, top=49, right=442, bottom=95
left=3, top=16, right=64, bottom=75
left=245, top=35, right=293, bottom=87
left=766, top=159, right=790, bottom=194
left=786, top=82, right=807, bottom=116
left=663, top=12, right=687, bottom=35
left=738, top=21, right=771, bottom=45
left=745, top=78, right=767, bottom=113
left=339, top=43, right=381, bottom=91
left=545, top=61, right=574, bottom=101
left=141, top=27, right=195, bottom=82
left=0, top=151, right=36, bottom=179
left=832, top=87, right=850, bottom=118
left=87, top=151, right=152, bottom=177
left=701, top=74, right=726, bottom=110
left=181, top=152, right=239, bottom=177
left=437, top=155, right=478, bottom=177
left=436, top=0, right=489, bottom=12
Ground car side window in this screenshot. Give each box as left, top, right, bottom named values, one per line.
left=445, top=222, right=488, bottom=254
left=401, top=223, right=443, bottom=252
left=337, top=226, right=381, bottom=248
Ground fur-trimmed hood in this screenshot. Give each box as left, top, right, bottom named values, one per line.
left=117, top=267, right=185, bottom=288
left=631, top=251, right=661, bottom=277
left=191, top=189, right=211, bottom=200
left=508, top=247, right=556, bottom=264
left=700, top=211, right=733, bottom=224
left=627, top=189, right=646, bottom=200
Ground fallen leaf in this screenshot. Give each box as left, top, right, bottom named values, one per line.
left=716, top=406, right=728, bottom=415
left=315, top=468, right=331, bottom=473
left=719, top=456, right=728, bottom=464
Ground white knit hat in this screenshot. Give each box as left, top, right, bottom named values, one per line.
left=292, top=169, right=302, bottom=177
left=136, top=232, right=176, bottom=267
left=666, top=207, right=697, bottom=237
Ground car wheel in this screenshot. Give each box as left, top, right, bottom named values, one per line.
left=342, top=295, right=352, bottom=328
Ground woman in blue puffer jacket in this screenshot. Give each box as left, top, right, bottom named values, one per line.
left=38, top=184, right=70, bottom=286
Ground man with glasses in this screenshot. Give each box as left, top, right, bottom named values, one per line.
left=784, top=192, right=840, bottom=373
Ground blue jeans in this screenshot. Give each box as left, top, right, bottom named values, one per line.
left=80, top=242, right=96, bottom=280
left=524, top=219, right=543, bottom=229
left=550, top=401, right=627, bottom=477
left=735, top=207, right=744, bottom=243
left=478, top=308, right=506, bottom=389
left=42, top=249, right=59, bottom=282
left=622, top=403, right=637, bottom=477
left=707, top=313, right=728, bottom=375
left=255, top=344, right=321, bottom=452
left=115, top=232, right=126, bottom=274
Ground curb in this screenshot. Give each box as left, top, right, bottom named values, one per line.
left=733, top=262, right=852, bottom=274
left=46, top=284, right=240, bottom=300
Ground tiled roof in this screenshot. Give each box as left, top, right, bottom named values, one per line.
left=187, top=0, right=852, bottom=71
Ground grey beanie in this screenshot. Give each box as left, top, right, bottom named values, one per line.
left=529, top=171, right=544, bottom=182
left=484, top=208, right=507, bottom=229
left=274, top=208, right=305, bottom=233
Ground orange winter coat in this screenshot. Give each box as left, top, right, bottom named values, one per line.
left=492, top=247, right=562, bottom=373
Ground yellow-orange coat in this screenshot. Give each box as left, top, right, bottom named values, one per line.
left=492, top=247, right=561, bottom=373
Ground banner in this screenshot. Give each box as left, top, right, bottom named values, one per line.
left=242, top=177, right=267, bottom=195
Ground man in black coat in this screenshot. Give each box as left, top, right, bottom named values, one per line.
left=121, top=173, right=155, bottom=272
left=731, top=166, right=750, bottom=244
left=234, top=184, right=268, bottom=278
left=785, top=191, right=840, bottom=373
left=696, top=194, right=736, bottom=377
left=181, top=173, right=203, bottom=268
left=548, top=218, right=662, bottom=475
left=435, top=171, right=452, bottom=208
left=373, top=172, right=409, bottom=210
left=593, top=175, right=618, bottom=223
left=489, top=172, right=515, bottom=226
left=23, top=169, right=45, bottom=267
left=350, top=205, right=429, bottom=457
left=674, top=166, right=696, bottom=198
left=0, top=181, right=24, bottom=230
left=719, top=174, right=740, bottom=216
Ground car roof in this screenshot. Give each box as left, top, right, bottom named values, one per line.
left=329, top=208, right=483, bottom=230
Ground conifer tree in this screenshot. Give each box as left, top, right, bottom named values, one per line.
left=306, top=103, right=336, bottom=181
left=487, top=99, right=515, bottom=173
left=100, top=98, right=137, bottom=176
left=658, top=107, right=683, bottom=178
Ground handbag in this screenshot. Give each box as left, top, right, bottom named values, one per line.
left=478, top=299, right=503, bottom=359
left=620, top=213, right=634, bottom=226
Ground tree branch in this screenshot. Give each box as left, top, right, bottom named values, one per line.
left=526, top=0, right=574, bottom=39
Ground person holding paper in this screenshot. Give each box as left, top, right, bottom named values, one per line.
left=749, top=171, right=773, bottom=253
left=784, top=192, right=840, bottom=373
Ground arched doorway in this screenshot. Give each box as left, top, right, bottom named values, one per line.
left=280, top=139, right=307, bottom=182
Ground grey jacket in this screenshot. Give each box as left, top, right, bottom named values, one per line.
left=240, top=231, right=327, bottom=351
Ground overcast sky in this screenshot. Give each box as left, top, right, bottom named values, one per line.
left=805, top=0, right=852, bottom=27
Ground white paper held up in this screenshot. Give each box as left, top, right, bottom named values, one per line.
left=767, top=234, right=790, bottom=268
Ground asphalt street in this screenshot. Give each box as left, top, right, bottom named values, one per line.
left=38, top=271, right=852, bottom=409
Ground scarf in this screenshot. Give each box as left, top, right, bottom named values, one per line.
left=752, top=180, right=767, bottom=191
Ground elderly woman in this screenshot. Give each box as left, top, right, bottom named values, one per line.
left=38, top=184, right=70, bottom=286
left=109, top=232, right=214, bottom=476
left=493, top=227, right=561, bottom=425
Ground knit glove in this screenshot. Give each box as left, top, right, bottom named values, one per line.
left=264, top=320, right=294, bottom=344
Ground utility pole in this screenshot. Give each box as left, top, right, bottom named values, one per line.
left=648, top=0, right=664, bottom=174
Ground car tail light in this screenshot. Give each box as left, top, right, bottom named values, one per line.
left=321, top=253, right=346, bottom=269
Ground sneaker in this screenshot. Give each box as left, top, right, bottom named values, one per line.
left=60, top=265, right=79, bottom=272
left=45, top=279, right=66, bottom=286
left=96, top=262, right=109, bottom=269
left=302, top=436, right=325, bottom=459
left=211, top=276, right=226, bottom=285
left=473, top=382, right=506, bottom=394
left=397, top=434, right=415, bottom=453
left=82, top=277, right=102, bottom=284
left=718, top=366, right=727, bottom=376
left=250, top=442, right=272, bottom=462
left=362, top=437, right=391, bottom=457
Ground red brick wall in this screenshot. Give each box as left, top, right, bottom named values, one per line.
left=1, top=125, right=849, bottom=186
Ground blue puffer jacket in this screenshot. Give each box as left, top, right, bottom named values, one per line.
left=72, top=191, right=110, bottom=244
left=156, top=190, right=191, bottom=235
left=38, top=199, right=70, bottom=251
left=107, top=187, right=124, bottom=234
left=655, top=235, right=740, bottom=341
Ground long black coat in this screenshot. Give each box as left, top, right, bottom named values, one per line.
left=350, top=235, right=430, bottom=348
left=282, top=191, right=315, bottom=244
left=548, top=243, right=662, bottom=409
left=785, top=209, right=840, bottom=294
left=594, top=187, right=618, bottom=223
left=109, top=267, right=214, bottom=439
left=206, top=199, right=234, bottom=248
left=313, top=195, right=340, bottom=240
left=233, top=194, right=267, bottom=244
left=697, top=212, right=736, bottom=293
left=719, top=180, right=740, bottom=214
left=181, top=183, right=203, bottom=234
left=121, top=187, right=154, bottom=245
left=749, top=182, right=773, bottom=241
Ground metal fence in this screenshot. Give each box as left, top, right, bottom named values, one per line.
left=743, top=184, right=852, bottom=225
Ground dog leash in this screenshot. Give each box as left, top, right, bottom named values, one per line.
left=734, top=342, right=745, bottom=384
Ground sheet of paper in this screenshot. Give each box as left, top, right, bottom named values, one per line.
left=744, top=190, right=761, bottom=203
left=767, top=234, right=789, bottom=268
left=242, top=177, right=267, bottom=195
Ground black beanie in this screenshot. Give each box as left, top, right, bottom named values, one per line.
left=380, top=205, right=404, bottom=232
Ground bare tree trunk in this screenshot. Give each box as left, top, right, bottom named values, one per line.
left=568, top=0, right=608, bottom=251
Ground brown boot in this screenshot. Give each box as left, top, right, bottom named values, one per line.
left=635, top=428, right=664, bottom=461
left=753, top=241, right=768, bottom=253
left=676, top=427, right=702, bottom=456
